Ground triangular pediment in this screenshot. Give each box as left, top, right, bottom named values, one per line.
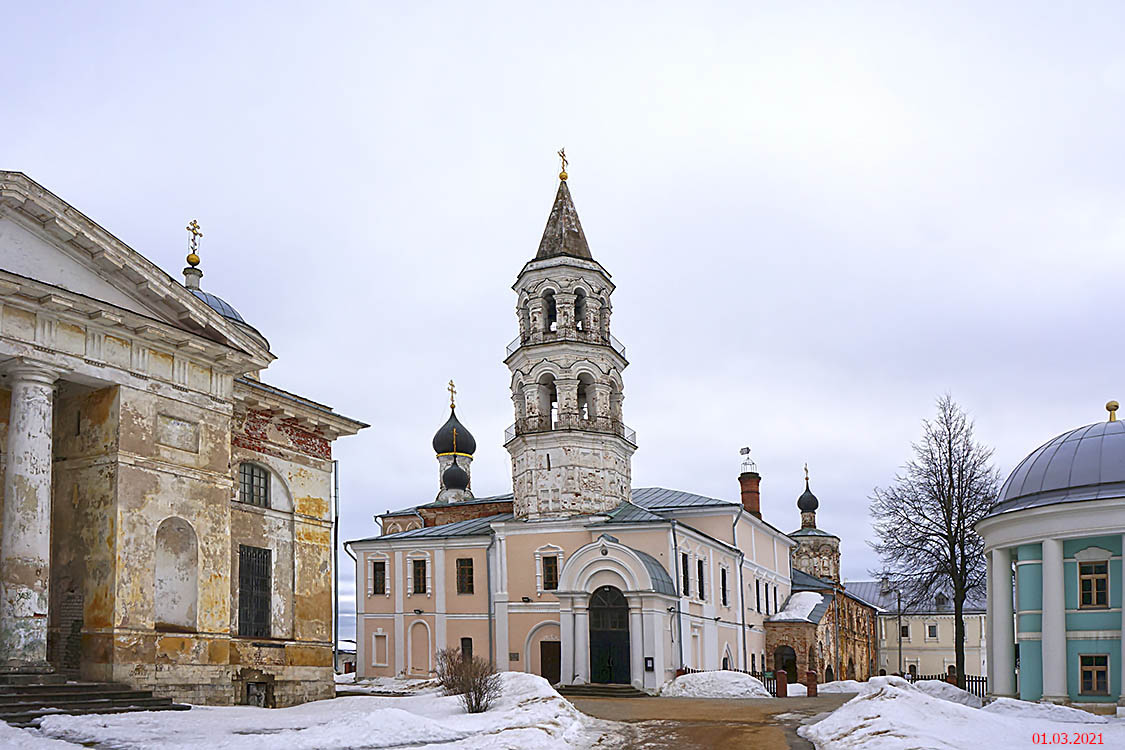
left=0, top=171, right=272, bottom=365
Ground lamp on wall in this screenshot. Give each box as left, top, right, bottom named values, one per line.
left=521, top=596, right=531, bottom=603
left=413, top=609, right=423, bottom=615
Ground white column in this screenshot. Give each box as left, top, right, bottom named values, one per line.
left=574, top=607, right=590, bottom=683
left=1042, top=538, right=1068, bottom=702
left=628, top=600, right=643, bottom=689
left=991, top=547, right=1016, bottom=697
left=0, top=359, right=62, bottom=670
left=559, top=601, right=575, bottom=685
left=1121, top=534, right=1125, bottom=706
left=986, top=551, right=995, bottom=691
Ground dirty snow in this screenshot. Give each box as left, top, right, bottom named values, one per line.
left=767, top=591, right=824, bottom=622
left=660, top=670, right=771, bottom=698
left=983, top=697, right=1111, bottom=724
left=7, top=672, right=598, bottom=750
left=817, top=680, right=865, bottom=694
left=334, top=674, right=441, bottom=695
left=911, top=679, right=982, bottom=708
left=798, top=676, right=1123, bottom=750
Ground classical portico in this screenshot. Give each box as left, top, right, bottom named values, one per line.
left=0, top=358, right=64, bottom=670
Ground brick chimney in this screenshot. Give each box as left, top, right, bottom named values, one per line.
left=739, top=470, right=761, bottom=518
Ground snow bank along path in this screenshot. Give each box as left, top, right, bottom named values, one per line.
left=15, top=672, right=593, bottom=750
left=660, top=670, right=772, bottom=698
left=798, top=676, right=1124, bottom=750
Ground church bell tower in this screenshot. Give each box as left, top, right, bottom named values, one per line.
left=504, top=153, right=636, bottom=520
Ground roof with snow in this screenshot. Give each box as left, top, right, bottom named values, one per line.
left=768, top=591, right=829, bottom=624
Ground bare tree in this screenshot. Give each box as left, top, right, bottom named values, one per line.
left=870, top=395, right=1000, bottom=688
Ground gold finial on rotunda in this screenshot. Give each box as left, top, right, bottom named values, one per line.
left=558, top=147, right=568, bottom=181
left=448, top=379, right=457, bottom=409
left=186, top=219, right=203, bottom=267
left=1108, top=400, right=1119, bottom=422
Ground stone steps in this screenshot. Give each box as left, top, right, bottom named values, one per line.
left=0, top=681, right=191, bottom=728
left=558, top=683, right=651, bottom=698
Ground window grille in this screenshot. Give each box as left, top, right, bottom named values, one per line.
left=238, top=545, right=271, bottom=638
left=239, top=463, right=270, bottom=507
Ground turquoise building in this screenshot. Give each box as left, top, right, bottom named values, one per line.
left=977, top=403, right=1125, bottom=706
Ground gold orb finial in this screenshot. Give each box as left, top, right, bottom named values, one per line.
left=1108, top=400, right=1119, bottom=422
left=558, top=147, right=568, bottom=181
left=186, top=219, right=203, bottom=267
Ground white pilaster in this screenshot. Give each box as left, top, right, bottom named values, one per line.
left=574, top=607, right=590, bottom=683
left=628, top=600, right=643, bottom=689
left=991, top=547, right=1016, bottom=697
left=1042, top=538, right=1067, bottom=702
left=0, top=359, right=62, bottom=670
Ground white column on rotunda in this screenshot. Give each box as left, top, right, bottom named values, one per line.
left=1041, top=537, right=1068, bottom=702
left=0, top=358, right=63, bottom=670
left=1121, top=533, right=1125, bottom=706
left=990, top=546, right=1016, bottom=697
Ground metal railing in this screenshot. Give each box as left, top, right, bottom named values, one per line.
left=681, top=667, right=777, bottom=696
left=504, top=421, right=636, bottom=445
left=504, top=332, right=627, bottom=359
left=905, top=672, right=988, bottom=699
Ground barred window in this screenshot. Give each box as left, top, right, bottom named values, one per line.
left=542, top=556, right=559, bottom=591
left=456, top=558, right=474, bottom=594
left=238, top=545, right=271, bottom=638
left=239, top=463, right=270, bottom=507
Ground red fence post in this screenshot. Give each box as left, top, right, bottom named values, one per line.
left=805, top=671, right=817, bottom=697
left=776, top=669, right=788, bottom=698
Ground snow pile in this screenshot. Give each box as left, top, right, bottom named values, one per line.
left=798, top=676, right=1123, bottom=750
left=786, top=682, right=808, bottom=697
left=911, top=679, right=983, bottom=708
left=335, top=675, right=441, bottom=695
left=0, top=722, right=77, bottom=749
left=768, top=591, right=824, bottom=622
left=661, top=670, right=771, bottom=698
left=333, top=672, right=355, bottom=683
left=30, top=672, right=593, bottom=750
left=983, top=697, right=1110, bottom=724
left=818, top=680, right=865, bottom=694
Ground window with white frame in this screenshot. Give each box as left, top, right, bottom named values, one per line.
left=681, top=551, right=691, bottom=597
left=720, top=567, right=729, bottom=607
left=926, top=623, right=938, bottom=640
left=696, top=557, right=706, bottom=600
left=368, top=553, right=390, bottom=597
left=406, top=551, right=431, bottom=597
left=535, top=544, right=564, bottom=595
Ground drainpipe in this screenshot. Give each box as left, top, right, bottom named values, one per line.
left=671, top=520, right=684, bottom=671
left=486, top=531, right=497, bottom=666
left=834, top=584, right=841, bottom=680
left=732, top=506, right=748, bottom=670
left=333, top=460, right=340, bottom=673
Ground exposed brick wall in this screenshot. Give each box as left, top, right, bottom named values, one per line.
left=420, top=500, right=514, bottom=527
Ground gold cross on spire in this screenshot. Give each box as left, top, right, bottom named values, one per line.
left=804, top=462, right=810, bottom=483
left=558, top=147, right=568, bottom=181
left=186, top=219, right=203, bottom=267
left=448, top=379, right=457, bottom=409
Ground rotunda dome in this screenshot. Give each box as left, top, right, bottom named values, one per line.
left=992, top=416, right=1125, bottom=516
left=432, top=408, right=476, bottom=455
left=442, top=458, right=470, bottom=491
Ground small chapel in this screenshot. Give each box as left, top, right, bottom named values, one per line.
left=0, top=171, right=366, bottom=706
left=348, top=158, right=876, bottom=691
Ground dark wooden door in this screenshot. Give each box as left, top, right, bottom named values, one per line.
left=540, top=641, right=561, bottom=685
left=589, top=586, right=630, bottom=684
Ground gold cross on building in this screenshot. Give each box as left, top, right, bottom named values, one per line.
left=448, top=379, right=457, bottom=409
left=185, top=220, right=203, bottom=267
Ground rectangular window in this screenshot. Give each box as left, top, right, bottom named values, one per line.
left=720, top=568, right=729, bottom=607
left=1079, top=562, right=1109, bottom=609
left=697, top=559, right=706, bottom=600
left=543, top=555, right=559, bottom=591
left=764, top=584, right=770, bottom=615
left=773, top=586, right=778, bottom=612
left=371, top=560, right=386, bottom=596
left=238, top=463, right=270, bottom=507
left=412, top=559, right=427, bottom=595
left=900, top=624, right=910, bottom=639
left=756, top=580, right=761, bottom=613
left=681, top=552, right=690, bottom=597
left=238, top=545, right=271, bottom=638
left=460, top=637, right=473, bottom=661
left=927, top=624, right=938, bottom=639
left=456, top=558, right=474, bottom=594
left=1080, top=654, right=1109, bottom=695
left=751, top=653, right=756, bottom=672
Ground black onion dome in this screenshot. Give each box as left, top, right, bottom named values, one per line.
left=432, top=408, right=476, bottom=455
left=442, top=458, right=470, bottom=491
left=797, top=481, right=819, bottom=512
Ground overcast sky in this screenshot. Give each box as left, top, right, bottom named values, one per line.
left=8, top=2, right=1125, bottom=642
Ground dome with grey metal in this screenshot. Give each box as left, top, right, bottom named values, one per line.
left=989, top=419, right=1125, bottom=518
left=189, top=289, right=247, bottom=324
left=432, top=408, right=476, bottom=455
left=797, top=481, right=819, bottom=512
left=442, top=458, right=470, bottom=491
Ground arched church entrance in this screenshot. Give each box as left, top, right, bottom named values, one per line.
left=589, top=585, right=629, bottom=684
left=774, top=645, right=797, bottom=678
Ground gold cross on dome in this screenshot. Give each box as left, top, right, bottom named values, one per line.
left=804, top=463, right=809, bottom=483
left=448, top=379, right=457, bottom=409
left=186, top=219, right=203, bottom=252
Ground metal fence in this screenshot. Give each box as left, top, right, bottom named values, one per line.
left=904, top=673, right=989, bottom=700
left=681, top=667, right=777, bottom=696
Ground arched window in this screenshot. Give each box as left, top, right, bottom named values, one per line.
left=537, top=373, right=558, bottom=429
left=574, top=289, right=587, bottom=331
left=239, top=463, right=270, bottom=508
left=543, top=290, right=557, bottom=333
left=155, top=518, right=198, bottom=632
left=576, top=373, right=596, bottom=422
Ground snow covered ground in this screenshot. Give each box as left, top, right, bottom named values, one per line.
left=333, top=673, right=442, bottom=695
left=817, top=680, right=865, bottom=694
left=3, top=673, right=603, bottom=750
left=798, top=676, right=1125, bottom=750
left=660, top=670, right=772, bottom=698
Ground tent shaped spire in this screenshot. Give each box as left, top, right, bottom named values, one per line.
left=535, top=149, right=593, bottom=261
